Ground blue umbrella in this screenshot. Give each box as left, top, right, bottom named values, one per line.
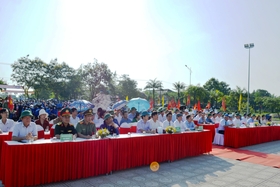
left=69, top=100, right=94, bottom=112
left=127, top=98, right=150, bottom=111
left=112, top=100, right=127, bottom=110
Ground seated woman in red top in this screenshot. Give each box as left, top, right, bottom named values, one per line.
left=35, top=109, right=50, bottom=131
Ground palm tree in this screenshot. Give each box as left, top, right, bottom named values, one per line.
left=144, top=79, right=162, bottom=108
left=173, top=81, right=186, bottom=100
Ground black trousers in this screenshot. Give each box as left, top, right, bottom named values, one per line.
left=218, top=130, right=224, bottom=134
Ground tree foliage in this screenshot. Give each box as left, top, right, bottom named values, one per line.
left=116, top=74, right=141, bottom=99
left=173, top=81, right=186, bottom=100
left=203, top=78, right=231, bottom=95
left=82, top=59, right=114, bottom=100
left=144, top=78, right=162, bottom=108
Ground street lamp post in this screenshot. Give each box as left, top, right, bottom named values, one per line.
left=244, top=43, right=254, bottom=114
left=185, top=65, right=192, bottom=86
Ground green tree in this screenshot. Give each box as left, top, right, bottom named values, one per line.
left=45, top=59, right=76, bottom=99
left=263, top=96, right=280, bottom=113
left=203, top=78, right=231, bottom=95
left=0, top=79, right=7, bottom=92
left=82, top=59, right=115, bottom=100
left=227, top=86, right=246, bottom=112
left=209, top=90, right=224, bottom=108
left=253, top=89, right=271, bottom=113
left=144, top=78, right=162, bottom=108
left=116, top=74, right=141, bottom=99
left=11, top=57, right=47, bottom=98
left=185, top=85, right=209, bottom=107
left=173, top=81, right=186, bottom=100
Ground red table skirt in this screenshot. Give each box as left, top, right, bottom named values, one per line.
left=0, top=133, right=12, bottom=165
left=1, top=140, right=109, bottom=187
left=1, top=131, right=212, bottom=187
left=224, top=126, right=280, bottom=148
left=109, top=134, right=171, bottom=171
left=170, top=131, right=212, bottom=161
left=197, top=124, right=216, bottom=142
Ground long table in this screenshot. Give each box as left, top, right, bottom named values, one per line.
left=0, top=132, right=12, bottom=162
left=0, top=131, right=212, bottom=187
left=224, top=126, right=280, bottom=148
left=196, top=124, right=218, bottom=142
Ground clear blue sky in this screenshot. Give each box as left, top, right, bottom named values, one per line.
left=1, top=0, right=280, bottom=95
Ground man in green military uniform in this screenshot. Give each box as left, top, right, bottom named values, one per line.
left=55, top=108, right=77, bottom=139
left=76, top=109, right=96, bottom=139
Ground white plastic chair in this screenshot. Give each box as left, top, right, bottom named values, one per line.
left=120, top=122, right=131, bottom=128
left=36, top=125, right=44, bottom=131
left=213, top=128, right=224, bottom=145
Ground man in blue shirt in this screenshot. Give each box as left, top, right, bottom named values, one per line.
left=205, top=114, right=215, bottom=124
left=128, top=107, right=137, bottom=121
left=198, top=113, right=207, bottom=124
left=100, top=113, right=119, bottom=135
left=120, top=111, right=132, bottom=125
left=185, top=115, right=196, bottom=130
left=246, top=114, right=256, bottom=125
left=137, top=111, right=153, bottom=133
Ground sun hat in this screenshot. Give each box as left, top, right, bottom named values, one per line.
left=38, top=109, right=48, bottom=118
left=141, top=111, right=150, bottom=117
left=104, top=113, right=113, bottom=121
left=20, top=110, right=33, bottom=119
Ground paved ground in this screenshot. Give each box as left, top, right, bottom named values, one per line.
left=240, top=140, right=280, bottom=155
left=2, top=141, right=280, bottom=187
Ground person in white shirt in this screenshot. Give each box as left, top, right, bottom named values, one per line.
left=172, top=109, right=180, bottom=122
left=193, top=111, right=202, bottom=121
left=94, top=108, right=105, bottom=128
left=211, top=113, right=217, bottom=123
left=241, top=113, right=247, bottom=124
left=12, top=110, right=38, bottom=141
left=70, top=108, right=80, bottom=128
left=0, top=108, right=15, bottom=133
left=114, top=109, right=122, bottom=125
left=162, top=112, right=174, bottom=129
left=182, top=109, right=189, bottom=122
left=158, top=108, right=166, bottom=123
left=260, top=115, right=267, bottom=125
left=215, top=112, right=222, bottom=124
left=227, top=115, right=233, bottom=125
left=149, top=111, right=162, bottom=130
left=174, top=113, right=186, bottom=132
left=217, top=114, right=234, bottom=134
left=233, top=114, right=242, bottom=127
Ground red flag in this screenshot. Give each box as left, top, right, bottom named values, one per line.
left=167, top=101, right=171, bottom=110
left=197, top=100, right=201, bottom=111
left=149, top=99, right=154, bottom=109
left=171, top=99, right=176, bottom=108
left=222, top=97, right=226, bottom=111
left=193, top=104, right=197, bottom=110
left=206, top=102, right=211, bottom=109
left=177, top=99, right=180, bottom=109
left=187, top=95, right=190, bottom=106
left=8, top=95, right=13, bottom=111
